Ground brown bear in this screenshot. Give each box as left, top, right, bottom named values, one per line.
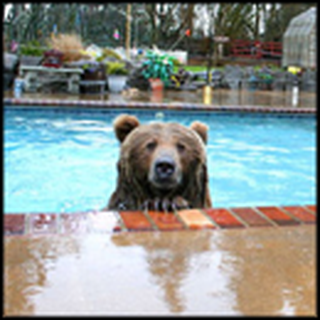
left=106, top=114, right=212, bottom=211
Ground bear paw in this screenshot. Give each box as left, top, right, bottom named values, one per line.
left=142, top=196, right=190, bottom=212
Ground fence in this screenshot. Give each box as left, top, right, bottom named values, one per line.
left=230, top=39, right=282, bottom=60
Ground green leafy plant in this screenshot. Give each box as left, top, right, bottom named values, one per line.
left=96, top=48, right=123, bottom=62
left=106, top=61, right=128, bottom=75
left=20, top=40, right=47, bottom=56
left=257, top=71, right=274, bottom=84
left=141, top=51, right=175, bottom=87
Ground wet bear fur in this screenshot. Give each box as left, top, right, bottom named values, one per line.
left=107, top=114, right=212, bottom=211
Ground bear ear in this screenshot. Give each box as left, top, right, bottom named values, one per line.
left=190, top=121, right=208, bottom=144
left=114, top=114, right=140, bottom=143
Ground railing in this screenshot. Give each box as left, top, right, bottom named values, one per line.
left=230, top=39, right=282, bottom=60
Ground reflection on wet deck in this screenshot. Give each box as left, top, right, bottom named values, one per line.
left=4, top=225, right=315, bottom=315
left=4, top=88, right=316, bottom=109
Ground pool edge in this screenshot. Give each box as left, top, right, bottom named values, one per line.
left=4, top=205, right=316, bottom=236
left=4, top=97, right=316, bottom=114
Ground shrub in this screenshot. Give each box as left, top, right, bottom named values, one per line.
left=141, top=50, right=175, bottom=86
left=46, top=33, right=88, bottom=62
left=96, top=48, right=123, bottom=62
left=20, top=40, right=47, bottom=56
left=106, top=61, right=128, bottom=75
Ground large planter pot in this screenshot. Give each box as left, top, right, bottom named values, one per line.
left=108, top=75, right=128, bottom=93
left=149, top=78, right=164, bottom=91
left=149, top=78, right=164, bottom=103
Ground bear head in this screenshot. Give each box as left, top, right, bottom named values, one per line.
left=107, top=114, right=212, bottom=211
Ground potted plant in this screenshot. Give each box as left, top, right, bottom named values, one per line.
left=19, top=40, right=47, bottom=66
left=141, top=50, right=175, bottom=89
left=106, top=61, right=129, bottom=93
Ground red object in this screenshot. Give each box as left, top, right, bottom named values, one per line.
left=230, top=39, right=282, bottom=60
left=149, top=78, right=163, bottom=91
left=281, top=206, right=316, bottom=224
left=185, top=29, right=191, bottom=37
left=119, top=211, right=154, bottom=231
left=231, top=207, right=272, bottom=227
left=148, top=211, right=184, bottom=231
left=305, top=205, right=316, bottom=213
left=42, top=49, right=63, bottom=68
left=4, top=214, right=25, bottom=235
left=204, top=208, right=244, bottom=228
left=256, top=207, right=299, bottom=226
left=149, top=78, right=164, bottom=102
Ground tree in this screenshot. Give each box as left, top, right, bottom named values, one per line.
left=3, top=2, right=316, bottom=56
left=263, top=3, right=316, bottom=42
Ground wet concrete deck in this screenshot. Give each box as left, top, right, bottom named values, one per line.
left=4, top=206, right=316, bottom=316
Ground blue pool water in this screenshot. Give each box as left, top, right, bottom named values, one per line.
left=4, top=106, right=316, bottom=213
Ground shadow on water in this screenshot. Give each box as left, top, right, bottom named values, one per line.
left=4, top=225, right=315, bottom=315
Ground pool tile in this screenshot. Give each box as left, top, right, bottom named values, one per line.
left=87, top=211, right=122, bottom=233
left=29, top=213, right=58, bottom=234
left=305, top=205, right=316, bottom=214
left=59, top=213, right=89, bottom=234
left=177, top=209, right=216, bottom=230
left=4, top=214, right=26, bottom=235
left=255, top=207, right=300, bottom=226
left=147, top=211, right=184, bottom=231
left=3, top=205, right=316, bottom=237
left=118, top=211, right=154, bottom=231
left=203, top=208, right=245, bottom=228
left=281, top=206, right=316, bottom=224
left=230, top=207, right=273, bottom=227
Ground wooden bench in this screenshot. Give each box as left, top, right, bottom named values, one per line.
left=19, top=65, right=84, bottom=94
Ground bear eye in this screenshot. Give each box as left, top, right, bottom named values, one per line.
left=176, top=142, right=186, bottom=153
left=146, top=141, right=157, bottom=151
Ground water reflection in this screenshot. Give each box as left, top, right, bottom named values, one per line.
left=4, top=88, right=316, bottom=108
left=212, top=226, right=316, bottom=315
left=4, top=226, right=315, bottom=315
left=111, top=231, right=213, bottom=313
left=111, top=226, right=316, bottom=315
left=4, top=236, right=81, bottom=316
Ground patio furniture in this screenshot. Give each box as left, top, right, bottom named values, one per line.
left=19, top=65, right=83, bottom=94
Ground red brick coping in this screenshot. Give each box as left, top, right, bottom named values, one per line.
left=4, top=98, right=316, bottom=114
left=4, top=205, right=316, bottom=236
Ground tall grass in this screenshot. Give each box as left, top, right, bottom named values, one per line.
left=47, top=33, right=88, bottom=62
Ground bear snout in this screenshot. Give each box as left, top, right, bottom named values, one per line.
left=155, top=157, right=175, bottom=180
left=149, top=155, right=181, bottom=190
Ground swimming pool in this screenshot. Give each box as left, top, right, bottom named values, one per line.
left=4, top=106, right=316, bottom=213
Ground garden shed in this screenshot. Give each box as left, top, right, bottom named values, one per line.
left=282, top=7, right=316, bottom=69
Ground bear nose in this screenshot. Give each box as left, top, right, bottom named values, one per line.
left=155, top=157, right=175, bottom=179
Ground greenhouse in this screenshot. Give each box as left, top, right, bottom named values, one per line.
left=282, top=7, right=317, bottom=69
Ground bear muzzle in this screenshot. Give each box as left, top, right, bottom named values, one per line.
left=149, top=155, right=181, bottom=190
